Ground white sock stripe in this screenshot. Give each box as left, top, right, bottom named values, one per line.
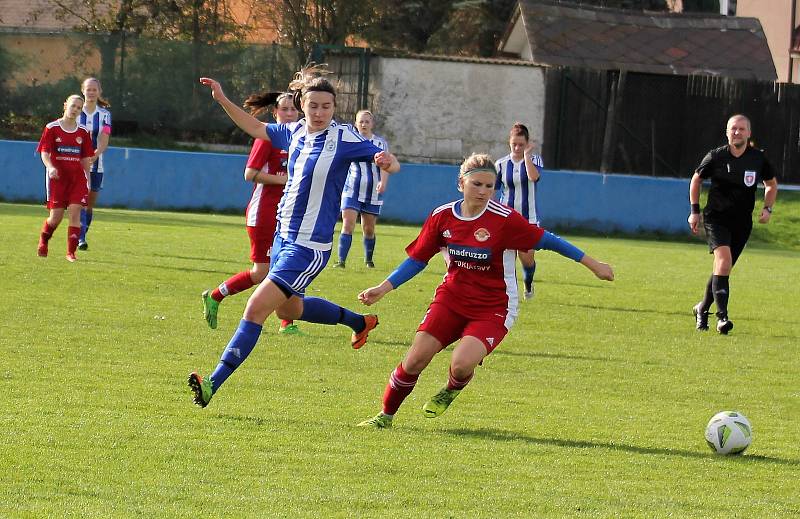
left=218, top=283, right=229, bottom=296
left=291, top=250, right=325, bottom=290
left=389, top=373, right=417, bottom=390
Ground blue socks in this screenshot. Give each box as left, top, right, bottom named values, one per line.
left=79, top=208, right=93, bottom=242
left=523, top=263, right=536, bottom=286
left=338, top=233, right=352, bottom=263
left=364, top=236, right=376, bottom=263
left=301, top=296, right=365, bottom=332
left=210, top=319, right=262, bottom=392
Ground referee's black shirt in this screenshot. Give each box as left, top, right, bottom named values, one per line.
left=695, top=145, right=775, bottom=224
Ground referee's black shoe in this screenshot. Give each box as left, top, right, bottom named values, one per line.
left=716, top=318, right=734, bottom=335
left=692, top=303, right=709, bottom=331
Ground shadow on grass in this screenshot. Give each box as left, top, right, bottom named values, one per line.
left=493, top=349, right=623, bottom=363
left=559, top=302, right=800, bottom=330
left=444, top=427, right=799, bottom=466
left=150, top=252, right=245, bottom=265
left=95, top=211, right=243, bottom=229
left=85, top=258, right=233, bottom=276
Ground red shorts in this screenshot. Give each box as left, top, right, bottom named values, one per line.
left=417, top=301, right=509, bottom=354
left=46, top=170, right=88, bottom=209
left=247, top=223, right=276, bottom=264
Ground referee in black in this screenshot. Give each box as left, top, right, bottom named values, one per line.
left=688, top=114, right=778, bottom=334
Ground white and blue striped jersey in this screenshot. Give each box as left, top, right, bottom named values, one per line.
left=266, top=120, right=385, bottom=251
left=342, top=134, right=389, bottom=206
left=79, top=106, right=112, bottom=173
left=495, top=153, right=543, bottom=224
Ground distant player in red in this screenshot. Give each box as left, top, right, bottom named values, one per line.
left=356, top=153, right=614, bottom=428
left=201, top=91, right=302, bottom=333
left=36, top=94, right=94, bottom=262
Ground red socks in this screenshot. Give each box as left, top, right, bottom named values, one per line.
left=212, top=271, right=256, bottom=302
left=67, top=226, right=80, bottom=255
left=447, top=367, right=473, bottom=391
left=40, top=220, right=56, bottom=243
left=382, top=363, right=419, bottom=415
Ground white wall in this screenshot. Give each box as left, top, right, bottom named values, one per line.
left=371, top=56, right=546, bottom=164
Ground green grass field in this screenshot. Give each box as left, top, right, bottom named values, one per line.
left=2, top=201, right=799, bottom=518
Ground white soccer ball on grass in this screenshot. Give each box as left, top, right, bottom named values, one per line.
left=704, top=411, right=752, bottom=455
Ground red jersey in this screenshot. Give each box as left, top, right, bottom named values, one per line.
left=407, top=199, right=545, bottom=327
left=245, top=138, right=287, bottom=228
left=36, top=120, right=94, bottom=176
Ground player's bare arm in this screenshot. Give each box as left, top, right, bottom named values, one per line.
left=688, top=172, right=703, bottom=234
left=759, top=178, right=778, bottom=224
left=199, top=78, right=270, bottom=142
left=358, top=280, right=394, bottom=306
left=374, top=151, right=400, bottom=173
left=40, top=152, right=59, bottom=179
left=580, top=255, right=614, bottom=281
left=523, top=142, right=540, bottom=182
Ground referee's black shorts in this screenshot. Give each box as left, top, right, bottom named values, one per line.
left=703, top=219, right=752, bottom=260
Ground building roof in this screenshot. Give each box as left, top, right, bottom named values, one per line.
left=499, top=0, right=777, bottom=80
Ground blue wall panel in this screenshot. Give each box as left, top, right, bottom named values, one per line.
left=1, top=140, right=688, bottom=234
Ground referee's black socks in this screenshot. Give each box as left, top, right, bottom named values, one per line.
left=711, top=275, right=730, bottom=319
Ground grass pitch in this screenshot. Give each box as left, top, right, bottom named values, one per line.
left=1, top=201, right=798, bottom=518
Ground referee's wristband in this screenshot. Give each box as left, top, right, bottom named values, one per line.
left=763, top=206, right=773, bottom=214
left=690, top=203, right=701, bottom=215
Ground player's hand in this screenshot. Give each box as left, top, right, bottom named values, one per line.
left=374, top=151, right=395, bottom=170
left=758, top=209, right=771, bottom=224
left=199, top=77, right=226, bottom=102
left=46, top=167, right=59, bottom=179
left=592, top=261, right=614, bottom=281
left=582, top=256, right=614, bottom=281
left=523, top=141, right=535, bottom=157
left=358, top=283, right=392, bottom=306
left=688, top=213, right=700, bottom=235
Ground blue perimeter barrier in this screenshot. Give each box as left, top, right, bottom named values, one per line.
left=2, top=139, right=691, bottom=234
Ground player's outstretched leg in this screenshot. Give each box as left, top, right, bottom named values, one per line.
left=188, top=371, right=214, bottom=407
left=357, top=412, right=393, bottom=428
left=297, top=297, right=378, bottom=349
left=202, top=290, right=220, bottom=329
left=422, top=387, right=461, bottom=418
left=692, top=302, right=709, bottom=331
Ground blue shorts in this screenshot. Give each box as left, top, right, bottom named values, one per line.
left=268, top=234, right=331, bottom=297
left=89, top=171, right=104, bottom=192
left=341, top=195, right=382, bottom=216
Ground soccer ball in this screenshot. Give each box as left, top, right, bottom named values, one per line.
left=704, top=411, right=753, bottom=455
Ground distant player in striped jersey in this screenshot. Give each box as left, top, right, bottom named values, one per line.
left=188, top=66, right=401, bottom=408
left=36, top=94, right=94, bottom=262
left=496, top=123, right=543, bottom=299
left=333, top=110, right=390, bottom=268
left=200, top=91, right=302, bottom=334
left=77, top=77, right=112, bottom=251
left=356, top=153, right=613, bottom=428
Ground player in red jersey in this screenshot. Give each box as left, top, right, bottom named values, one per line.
left=36, top=94, right=94, bottom=262
left=356, top=153, right=614, bottom=428
left=201, top=91, right=302, bottom=333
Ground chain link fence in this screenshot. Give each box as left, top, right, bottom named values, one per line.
left=0, top=32, right=302, bottom=145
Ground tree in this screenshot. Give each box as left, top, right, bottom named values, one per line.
left=360, top=1, right=459, bottom=53
left=260, top=0, right=379, bottom=63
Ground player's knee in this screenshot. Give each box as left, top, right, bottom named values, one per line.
left=449, top=361, right=475, bottom=380
left=250, top=266, right=269, bottom=283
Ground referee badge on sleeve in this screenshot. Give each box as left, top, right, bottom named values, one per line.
left=744, top=170, right=756, bottom=187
